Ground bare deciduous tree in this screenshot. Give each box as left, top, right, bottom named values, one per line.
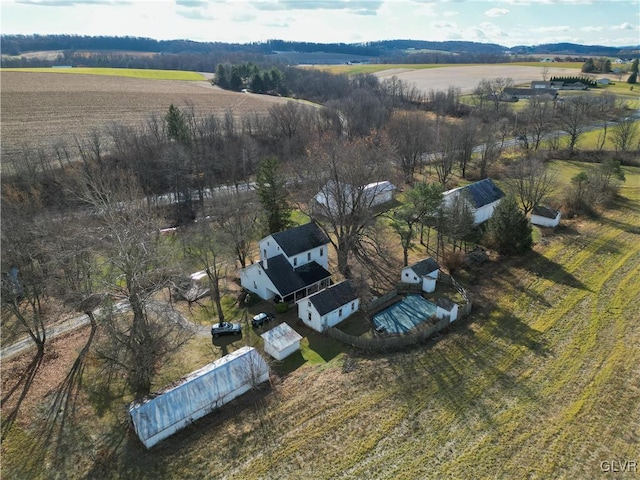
left=503, top=153, right=557, bottom=215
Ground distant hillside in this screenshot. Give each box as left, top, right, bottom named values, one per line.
left=1, top=35, right=637, bottom=69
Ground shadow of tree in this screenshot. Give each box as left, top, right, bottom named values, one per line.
left=515, top=250, right=590, bottom=292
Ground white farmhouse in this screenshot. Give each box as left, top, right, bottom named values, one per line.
left=314, top=180, right=396, bottom=216
left=241, top=222, right=332, bottom=303
left=297, top=280, right=360, bottom=332
left=400, top=257, right=440, bottom=293
left=531, top=205, right=561, bottom=228
left=442, top=178, right=505, bottom=225
left=129, top=347, right=269, bottom=449
left=261, top=323, right=303, bottom=361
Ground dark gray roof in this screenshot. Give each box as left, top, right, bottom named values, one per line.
left=308, top=281, right=358, bottom=316
left=461, top=178, right=505, bottom=209
left=504, top=87, right=557, bottom=98
left=436, top=297, right=456, bottom=310
left=263, top=255, right=331, bottom=297
left=271, top=222, right=330, bottom=257
left=409, top=257, right=439, bottom=276
left=532, top=205, right=560, bottom=219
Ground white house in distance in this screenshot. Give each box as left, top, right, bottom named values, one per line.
left=314, top=180, right=396, bottom=216
left=400, top=257, right=440, bottom=293
left=531, top=205, right=561, bottom=228
left=129, top=347, right=269, bottom=449
left=261, top=322, right=303, bottom=361
left=297, top=280, right=360, bottom=332
left=240, top=222, right=332, bottom=303
left=442, top=178, right=505, bottom=225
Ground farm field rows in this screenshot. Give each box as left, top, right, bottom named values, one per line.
left=3, top=163, right=638, bottom=479
left=0, top=70, right=291, bottom=162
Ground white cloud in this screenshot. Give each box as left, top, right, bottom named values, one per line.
left=534, top=25, right=571, bottom=33
left=613, top=22, right=634, bottom=30
left=581, top=26, right=604, bottom=32
left=484, top=7, right=508, bottom=17
left=442, top=10, right=458, bottom=17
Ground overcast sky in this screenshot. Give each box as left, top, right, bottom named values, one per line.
left=2, top=0, right=639, bottom=48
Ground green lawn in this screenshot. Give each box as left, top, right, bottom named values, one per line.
left=1, top=67, right=206, bottom=81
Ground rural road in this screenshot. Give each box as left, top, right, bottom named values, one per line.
left=0, top=299, right=208, bottom=361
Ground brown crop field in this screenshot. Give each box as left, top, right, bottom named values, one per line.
left=0, top=71, right=292, bottom=161
left=373, top=64, right=585, bottom=94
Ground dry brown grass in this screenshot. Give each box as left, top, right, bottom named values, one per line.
left=0, top=71, right=291, bottom=160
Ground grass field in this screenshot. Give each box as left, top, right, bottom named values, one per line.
left=3, top=161, right=639, bottom=478
left=1, top=67, right=206, bottom=80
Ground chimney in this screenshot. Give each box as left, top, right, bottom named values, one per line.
left=262, top=257, right=267, bottom=270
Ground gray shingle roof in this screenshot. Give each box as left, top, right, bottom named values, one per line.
left=532, top=205, right=560, bottom=219
left=409, top=257, right=439, bottom=277
left=462, top=178, right=505, bottom=209
left=271, top=222, right=330, bottom=257
left=307, top=281, right=358, bottom=316
left=263, top=254, right=331, bottom=297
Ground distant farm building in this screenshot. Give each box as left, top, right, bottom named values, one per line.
left=129, top=347, right=269, bottom=449
left=531, top=205, right=561, bottom=228
left=400, top=257, right=440, bottom=293
left=261, top=323, right=303, bottom=361
left=297, top=280, right=360, bottom=332
left=442, top=178, right=505, bottom=225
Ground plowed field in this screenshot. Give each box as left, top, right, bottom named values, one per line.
left=0, top=71, right=291, bottom=161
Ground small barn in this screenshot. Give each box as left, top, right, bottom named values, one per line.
left=442, top=178, right=505, bottom=225
left=400, top=257, right=440, bottom=293
left=436, top=297, right=459, bottom=323
left=129, top=346, right=269, bottom=449
left=261, top=323, right=303, bottom=361
left=314, top=180, right=396, bottom=216
left=297, top=280, right=360, bottom=332
left=531, top=205, right=561, bottom=228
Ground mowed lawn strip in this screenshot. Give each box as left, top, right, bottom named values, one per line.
left=2, top=67, right=206, bottom=81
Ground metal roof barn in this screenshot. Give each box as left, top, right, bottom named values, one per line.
left=129, top=346, right=269, bottom=449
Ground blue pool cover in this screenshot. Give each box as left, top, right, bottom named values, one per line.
left=372, top=294, right=437, bottom=334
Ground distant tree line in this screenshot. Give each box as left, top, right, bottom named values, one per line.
left=549, top=76, right=598, bottom=87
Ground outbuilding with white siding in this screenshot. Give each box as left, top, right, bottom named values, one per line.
left=436, top=297, right=459, bottom=323
left=129, top=347, right=269, bottom=449
left=261, top=323, right=303, bottom=361
left=442, top=178, right=505, bottom=225
left=531, top=205, right=561, bottom=228
left=400, top=257, right=440, bottom=293
left=297, top=280, right=360, bottom=332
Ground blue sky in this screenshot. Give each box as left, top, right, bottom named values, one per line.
left=1, top=0, right=638, bottom=47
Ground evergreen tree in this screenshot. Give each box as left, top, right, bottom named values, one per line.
left=631, top=58, right=639, bottom=74
left=165, top=104, right=190, bottom=146
left=486, top=195, right=532, bottom=255
left=214, top=63, right=229, bottom=89
left=627, top=72, right=638, bottom=84
left=581, top=58, right=595, bottom=73
left=255, top=156, right=291, bottom=234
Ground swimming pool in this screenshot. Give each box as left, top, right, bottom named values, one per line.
left=372, top=294, right=437, bottom=334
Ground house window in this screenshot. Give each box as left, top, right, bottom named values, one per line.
left=263, top=249, right=267, bottom=258
left=308, top=301, right=311, bottom=307
left=339, top=308, right=343, bottom=317
left=405, top=272, right=409, bottom=277
left=320, top=247, right=324, bottom=256
left=351, top=302, right=355, bottom=311
left=293, top=257, right=298, bottom=266
left=308, top=252, right=311, bottom=261
left=308, top=312, right=312, bottom=321
left=253, top=281, right=257, bottom=289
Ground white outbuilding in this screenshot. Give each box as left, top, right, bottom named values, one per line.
left=436, top=297, right=459, bottom=323
left=314, top=180, right=396, bottom=216
left=442, top=178, right=505, bottom=225
left=261, top=323, right=303, bottom=361
left=400, top=257, right=440, bottom=293
left=531, top=205, right=561, bottom=228
left=129, top=346, right=269, bottom=449
left=297, top=280, right=360, bottom=332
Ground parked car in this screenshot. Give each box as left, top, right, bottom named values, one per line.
left=211, top=322, right=242, bottom=337
left=251, top=312, right=275, bottom=328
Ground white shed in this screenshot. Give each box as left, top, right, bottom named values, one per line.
left=442, top=178, right=505, bottom=225
left=129, top=346, right=269, bottom=449
left=401, top=257, right=440, bottom=293
left=531, top=205, right=561, bottom=228
left=436, top=298, right=459, bottom=323
left=314, top=180, right=396, bottom=216
left=297, top=280, right=360, bottom=332
left=261, top=323, right=303, bottom=361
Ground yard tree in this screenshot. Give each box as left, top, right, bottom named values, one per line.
left=522, top=96, right=555, bottom=151
left=386, top=110, right=433, bottom=184
left=503, top=153, right=557, bottom=216
left=610, top=116, right=639, bottom=153
left=440, top=192, right=477, bottom=254
left=79, top=168, right=190, bottom=399
left=295, top=134, right=397, bottom=282
left=388, top=182, right=443, bottom=266
left=486, top=195, right=532, bottom=256
left=474, top=77, right=514, bottom=116
left=433, top=124, right=458, bottom=187
left=255, top=155, right=291, bottom=235
left=555, top=95, right=597, bottom=154
left=475, top=120, right=506, bottom=178
left=166, top=103, right=190, bottom=146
